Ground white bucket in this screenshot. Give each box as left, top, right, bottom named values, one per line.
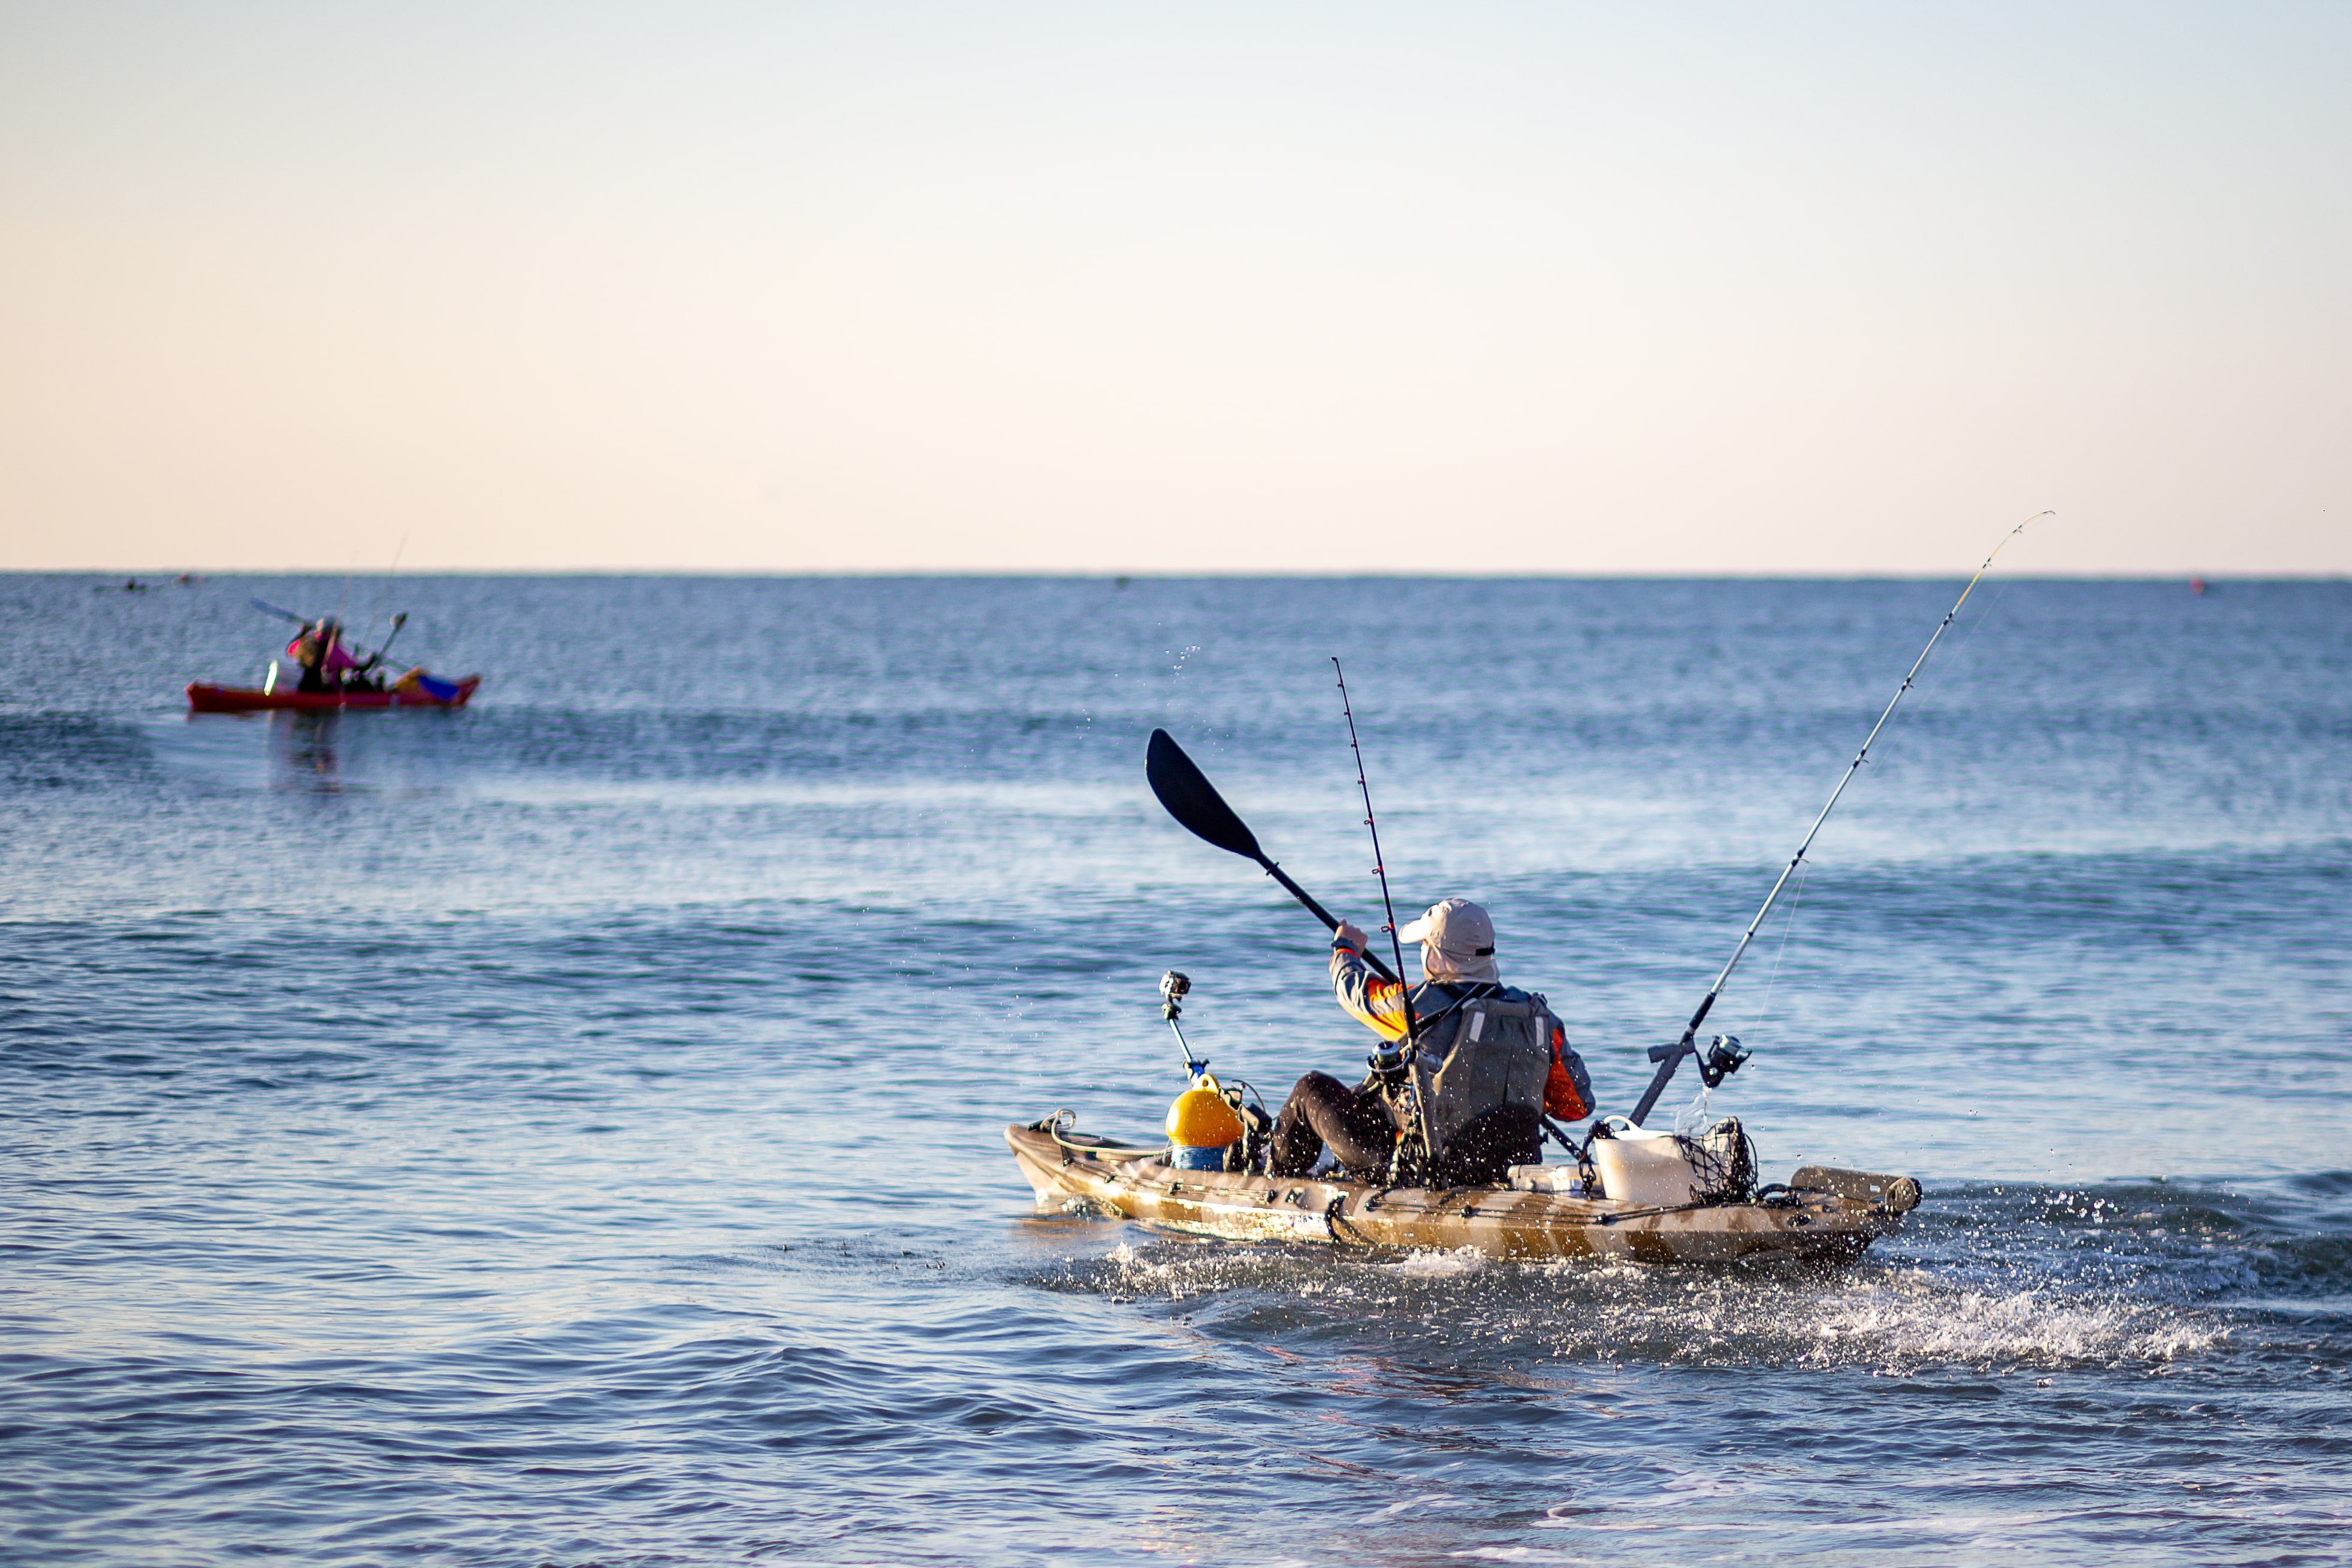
left=1590, top=1126, right=1694, bottom=1207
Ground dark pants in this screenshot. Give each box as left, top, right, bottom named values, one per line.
left=1270, top=1072, right=1396, bottom=1178
left=1270, top=1072, right=1543, bottom=1186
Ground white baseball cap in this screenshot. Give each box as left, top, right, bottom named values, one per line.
left=1395, top=898, right=1494, bottom=957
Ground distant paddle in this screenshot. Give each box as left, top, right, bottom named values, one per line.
left=1146, top=728, right=1402, bottom=985
left=367, top=612, right=409, bottom=667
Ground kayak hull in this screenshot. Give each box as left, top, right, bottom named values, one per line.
left=1006, top=1120, right=1913, bottom=1265
left=185, top=678, right=481, bottom=714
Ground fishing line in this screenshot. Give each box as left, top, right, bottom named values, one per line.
left=1626, top=509, right=2051, bottom=1125
left=1681, top=857, right=1817, bottom=1135
left=1680, top=859, right=1814, bottom=1128
left=1729, top=570, right=2014, bottom=1060
left=1746, top=856, right=1811, bottom=1038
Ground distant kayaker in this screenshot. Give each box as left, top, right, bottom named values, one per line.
left=1266, top=898, right=1593, bottom=1185
left=287, top=618, right=359, bottom=693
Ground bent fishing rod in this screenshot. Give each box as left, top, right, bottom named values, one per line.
left=1626, top=511, right=2050, bottom=1126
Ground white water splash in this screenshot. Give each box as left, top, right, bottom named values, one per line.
left=1382, top=1247, right=1490, bottom=1279
left=1800, top=1277, right=2228, bottom=1368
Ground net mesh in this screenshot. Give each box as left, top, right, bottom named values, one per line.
left=1674, top=1116, right=1757, bottom=1204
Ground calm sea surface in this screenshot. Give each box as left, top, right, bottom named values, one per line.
left=2, top=573, right=2348, bottom=1565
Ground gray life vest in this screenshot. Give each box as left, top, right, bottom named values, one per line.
left=1399, top=987, right=1561, bottom=1159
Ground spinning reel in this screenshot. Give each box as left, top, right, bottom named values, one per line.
left=1646, top=1032, right=1750, bottom=1089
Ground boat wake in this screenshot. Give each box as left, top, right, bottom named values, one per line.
left=1033, top=1180, right=2256, bottom=1375
left=1791, top=1274, right=2225, bottom=1367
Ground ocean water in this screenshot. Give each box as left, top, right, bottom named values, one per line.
left=2, top=572, right=2347, bottom=1566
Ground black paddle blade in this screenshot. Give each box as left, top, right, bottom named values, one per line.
left=1146, top=729, right=1265, bottom=863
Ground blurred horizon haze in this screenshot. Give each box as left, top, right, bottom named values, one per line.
left=3, top=2, right=2347, bottom=576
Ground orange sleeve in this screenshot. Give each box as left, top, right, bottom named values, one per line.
left=1330, top=947, right=1412, bottom=1041
left=1542, top=1025, right=1591, bottom=1120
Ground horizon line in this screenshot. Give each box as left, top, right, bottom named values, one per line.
left=12, top=567, right=2343, bottom=584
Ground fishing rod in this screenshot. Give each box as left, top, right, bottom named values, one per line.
left=1332, top=660, right=1418, bottom=1047
left=1145, top=729, right=1406, bottom=987
left=1332, top=659, right=1434, bottom=1174
left=1625, top=511, right=2050, bottom=1126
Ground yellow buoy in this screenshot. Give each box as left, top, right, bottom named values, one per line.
left=1166, top=1071, right=1246, bottom=1150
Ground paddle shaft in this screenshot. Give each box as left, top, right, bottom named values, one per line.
left=252, top=596, right=401, bottom=664
left=1258, top=860, right=1403, bottom=987
left=1143, top=727, right=1405, bottom=987
left=368, top=613, right=409, bottom=667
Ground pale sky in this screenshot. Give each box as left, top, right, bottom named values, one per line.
left=2, top=3, right=2345, bottom=573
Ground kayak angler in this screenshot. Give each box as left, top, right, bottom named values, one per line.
left=1265, top=662, right=1592, bottom=1190
left=1004, top=518, right=2048, bottom=1260
left=1001, top=720, right=1920, bottom=1262
left=1268, top=898, right=1593, bottom=1187
left=1133, top=661, right=1605, bottom=1197
left=285, top=616, right=362, bottom=692
left=185, top=599, right=482, bottom=713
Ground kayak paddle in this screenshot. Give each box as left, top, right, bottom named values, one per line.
left=365, top=612, right=409, bottom=667
left=1146, top=728, right=1403, bottom=986
left=249, top=596, right=307, bottom=624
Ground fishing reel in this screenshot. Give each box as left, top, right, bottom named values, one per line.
left=1367, top=1038, right=1419, bottom=1090
left=1646, top=1032, right=1749, bottom=1088
left=1699, top=1034, right=1749, bottom=1087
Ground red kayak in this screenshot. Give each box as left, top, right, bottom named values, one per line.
left=186, top=676, right=481, bottom=714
